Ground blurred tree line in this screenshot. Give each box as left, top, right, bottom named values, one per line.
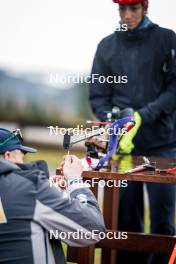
left=0, top=70, right=93, bottom=126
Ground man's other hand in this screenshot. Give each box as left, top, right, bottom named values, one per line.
left=63, top=155, right=83, bottom=179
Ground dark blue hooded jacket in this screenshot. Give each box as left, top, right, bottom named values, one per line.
left=89, top=20, right=176, bottom=154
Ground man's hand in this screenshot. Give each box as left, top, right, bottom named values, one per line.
left=119, top=112, right=142, bottom=154
left=50, top=155, right=83, bottom=189
left=63, top=155, right=83, bottom=179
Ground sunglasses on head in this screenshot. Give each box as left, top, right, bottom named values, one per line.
left=12, top=129, right=23, bottom=142
left=0, top=129, right=23, bottom=146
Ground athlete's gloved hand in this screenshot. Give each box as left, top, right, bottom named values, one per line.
left=119, top=112, right=142, bottom=154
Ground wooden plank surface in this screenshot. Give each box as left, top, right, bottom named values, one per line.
left=83, top=156, right=176, bottom=184
left=83, top=170, right=176, bottom=184
left=97, top=231, right=176, bottom=254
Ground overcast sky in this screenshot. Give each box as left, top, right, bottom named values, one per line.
left=0, top=0, right=175, bottom=74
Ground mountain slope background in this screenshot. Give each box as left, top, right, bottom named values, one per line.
left=0, top=70, right=93, bottom=126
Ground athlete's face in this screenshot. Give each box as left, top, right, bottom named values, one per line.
left=119, top=3, right=145, bottom=30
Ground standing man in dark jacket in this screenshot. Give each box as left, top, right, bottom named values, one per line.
left=0, top=128, right=105, bottom=264
left=89, top=0, right=176, bottom=263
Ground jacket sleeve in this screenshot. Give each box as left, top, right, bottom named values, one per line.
left=138, top=30, right=176, bottom=124
left=33, top=172, right=105, bottom=247
left=89, top=45, right=113, bottom=121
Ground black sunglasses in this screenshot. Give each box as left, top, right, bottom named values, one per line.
left=12, top=129, right=23, bottom=142
left=0, top=129, right=23, bottom=147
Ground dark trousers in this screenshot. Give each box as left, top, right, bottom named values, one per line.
left=117, top=149, right=176, bottom=264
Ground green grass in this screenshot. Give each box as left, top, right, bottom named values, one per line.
left=144, top=207, right=150, bottom=234
left=25, top=147, right=85, bottom=169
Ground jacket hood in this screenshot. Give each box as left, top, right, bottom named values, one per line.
left=0, top=159, right=49, bottom=178
left=0, top=159, right=20, bottom=174
left=116, top=23, right=158, bottom=42
left=17, top=160, right=50, bottom=178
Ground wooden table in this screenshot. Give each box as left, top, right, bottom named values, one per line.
left=67, top=156, right=176, bottom=264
